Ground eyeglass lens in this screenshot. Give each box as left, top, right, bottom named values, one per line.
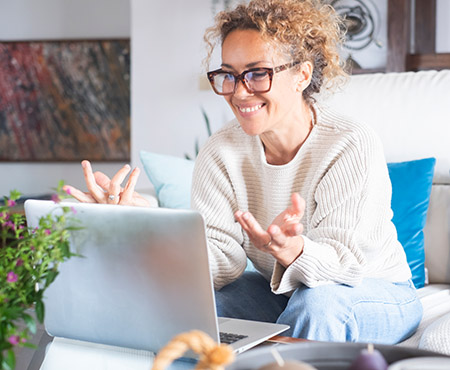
left=213, top=69, right=271, bottom=94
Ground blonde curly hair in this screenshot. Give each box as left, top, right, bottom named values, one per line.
left=204, top=0, right=348, bottom=102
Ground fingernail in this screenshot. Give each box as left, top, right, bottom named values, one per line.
left=243, top=212, right=249, bottom=220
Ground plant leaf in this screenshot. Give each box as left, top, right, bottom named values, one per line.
left=4, top=349, right=15, bottom=370
left=60, top=241, right=71, bottom=258
left=35, top=300, right=45, bottom=323
left=201, top=106, right=212, bottom=137
left=22, top=342, right=38, bottom=349
left=45, top=269, right=59, bottom=288
left=23, top=313, right=37, bottom=334
left=194, top=139, right=200, bottom=157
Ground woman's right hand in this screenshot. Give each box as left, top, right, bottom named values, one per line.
left=63, top=160, right=151, bottom=207
left=234, top=193, right=305, bottom=268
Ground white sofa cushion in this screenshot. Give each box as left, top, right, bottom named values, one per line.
left=319, top=70, right=450, bottom=184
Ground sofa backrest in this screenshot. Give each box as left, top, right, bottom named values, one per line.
left=318, top=70, right=450, bottom=284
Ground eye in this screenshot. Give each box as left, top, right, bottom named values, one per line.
left=247, top=70, right=269, bottom=81
left=223, top=73, right=234, bottom=81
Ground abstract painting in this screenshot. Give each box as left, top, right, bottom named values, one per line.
left=0, top=40, right=130, bottom=161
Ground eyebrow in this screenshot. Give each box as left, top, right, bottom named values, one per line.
left=221, top=61, right=270, bottom=70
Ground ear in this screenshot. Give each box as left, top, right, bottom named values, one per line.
left=295, top=61, right=313, bottom=93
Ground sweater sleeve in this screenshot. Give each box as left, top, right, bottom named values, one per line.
left=271, top=127, right=390, bottom=293
left=191, top=140, right=248, bottom=290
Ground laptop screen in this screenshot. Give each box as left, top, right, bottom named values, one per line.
left=25, top=200, right=219, bottom=353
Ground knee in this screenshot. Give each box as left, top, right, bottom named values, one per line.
left=289, top=285, right=343, bottom=317
left=277, top=286, right=349, bottom=341
left=214, top=271, right=287, bottom=321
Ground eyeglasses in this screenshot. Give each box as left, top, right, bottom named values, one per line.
left=207, top=61, right=300, bottom=96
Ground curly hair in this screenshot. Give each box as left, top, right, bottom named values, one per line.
left=204, top=0, right=348, bottom=102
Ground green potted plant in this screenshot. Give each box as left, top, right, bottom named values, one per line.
left=0, top=182, right=79, bottom=370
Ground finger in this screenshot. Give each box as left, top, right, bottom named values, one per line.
left=93, top=171, right=112, bottom=192
left=63, top=185, right=97, bottom=203
left=290, top=193, right=306, bottom=215
left=234, top=211, right=252, bottom=235
left=234, top=211, right=247, bottom=230
left=63, top=185, right=74, bottom=197
left=108, top=164, right=131, bottom=204
left=239, top=211, right=271, bottom=246
left=120, top=167, right=141, bottom=205
left=268, top=224, right=288, bottom=247
left=283, top=222, right=304, bottom=237
left=82, top=160, right=106, bottom=203
left=234, top=210, right=244, bottom=221
left=241, top=212, right=266, bottom=234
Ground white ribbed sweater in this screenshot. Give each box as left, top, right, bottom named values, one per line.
left=191, top=106, right=411, bottom=294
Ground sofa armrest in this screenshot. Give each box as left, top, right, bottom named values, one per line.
left=419, top=311, right=450, bottom=355
left=424, top=184, right=450, bottom=284
left=136, top=187, right=159, bottom=207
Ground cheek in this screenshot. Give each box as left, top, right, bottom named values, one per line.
left=224, top=96, right=234, bottom=108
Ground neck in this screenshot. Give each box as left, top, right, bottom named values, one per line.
left=261, top=104, right=315, bottom=165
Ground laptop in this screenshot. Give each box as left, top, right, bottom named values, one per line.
left=24, top=200, right=289, bottom=358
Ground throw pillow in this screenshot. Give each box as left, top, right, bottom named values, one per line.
left=388, top=157, right=436, bottom=289
left=139, top=151, right=194, bottom=209
left=140, top=151, right=436, bottom=287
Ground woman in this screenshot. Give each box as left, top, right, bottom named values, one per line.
left=65, top=0, right=422, bottom=343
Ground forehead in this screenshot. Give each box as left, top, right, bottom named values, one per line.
left=221, top=29, right=285, bottom=69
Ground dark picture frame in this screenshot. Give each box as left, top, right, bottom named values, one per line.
left=0, top=39, right=130, bottom=161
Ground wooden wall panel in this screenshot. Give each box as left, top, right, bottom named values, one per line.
left=386, top=0, right=411, bottom=72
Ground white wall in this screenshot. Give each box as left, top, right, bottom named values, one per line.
left=0, top=0, right=130, bottom=197
left=130, top=0, right=234, bottom=190
left=0, top=0, right=130, bottom=41
left=437, top=0, right=450, bottom=52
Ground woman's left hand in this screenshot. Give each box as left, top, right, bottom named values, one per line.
left=63, top=160, right=151, bottom=207
left=234, top=193, right=306, bottom=268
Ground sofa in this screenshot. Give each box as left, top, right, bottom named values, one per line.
left=320, top=69, right=450, bottom=353
left=139, top=69, right=450, bottom=354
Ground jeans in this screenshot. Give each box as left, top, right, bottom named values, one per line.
left=215, top=271, right=423, bottom=344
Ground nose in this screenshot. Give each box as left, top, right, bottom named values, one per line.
left=233, top=78, right=253, bottom=98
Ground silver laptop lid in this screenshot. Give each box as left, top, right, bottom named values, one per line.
left=24, top=200, right=220, bottom=353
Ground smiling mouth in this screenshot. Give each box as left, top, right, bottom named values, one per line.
left=238, top=104, right=264, bottom=113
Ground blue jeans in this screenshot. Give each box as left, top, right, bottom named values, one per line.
left=215, top=271, right=423, bottom=344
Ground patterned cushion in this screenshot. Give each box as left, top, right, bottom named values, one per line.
left=419, top=312, right=450, bottom=355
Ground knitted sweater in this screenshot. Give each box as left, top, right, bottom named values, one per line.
left=191, top=106, right=412, bottom=294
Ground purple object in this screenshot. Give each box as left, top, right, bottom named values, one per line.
left=349, top=344, right=388, bottom=370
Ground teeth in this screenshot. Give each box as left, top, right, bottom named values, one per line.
left=239, top=104, right=263, bottom=113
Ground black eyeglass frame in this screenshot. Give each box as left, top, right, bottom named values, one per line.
left=207, top=61, right=300, bottom=96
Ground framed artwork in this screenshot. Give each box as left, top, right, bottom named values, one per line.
left=0, top=39, right=130, bottom=161
left=325, top=0, right=387, bottom=73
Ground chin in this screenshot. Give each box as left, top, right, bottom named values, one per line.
left=233, top=110, right=267, bottom=136
left=236, top=119, right=264, bottom=137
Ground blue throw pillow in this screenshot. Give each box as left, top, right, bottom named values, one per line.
left=388, top=158, right=436, bottom=289
left=140, top=151, right=436, bottom=287
left=139, top=151, right=194, bottom=209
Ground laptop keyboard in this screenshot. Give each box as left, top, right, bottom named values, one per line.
left=219, top=332, right=248, bottom=344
